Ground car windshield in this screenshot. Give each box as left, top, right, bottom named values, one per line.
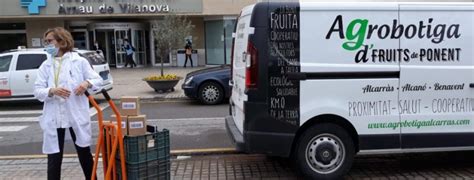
left=80, top=52, right=106, bottom=65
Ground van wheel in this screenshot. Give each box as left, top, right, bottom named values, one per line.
left=295, top=123, right=354, bottom=180
left=198, top=81, right=224, bottom=105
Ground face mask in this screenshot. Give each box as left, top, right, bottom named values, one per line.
left=45, top=44, right=59, bottom=57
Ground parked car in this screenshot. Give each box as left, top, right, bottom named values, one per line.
left=182, top=65, right=230, bottom=105
left=0, top=47, right=113, bottom=101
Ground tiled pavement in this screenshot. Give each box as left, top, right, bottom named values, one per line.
left=171, top=155, right=299, bottom=180
left=3, top=153, right=474, bottom=179
left=0, top=154, right=298, bottom=180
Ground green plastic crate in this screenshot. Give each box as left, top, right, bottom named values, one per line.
left=115, top=129, right=171, bottom=180
left=116, top=157, right=170, bottom=180
left=117, top=129, right=170, bottom=163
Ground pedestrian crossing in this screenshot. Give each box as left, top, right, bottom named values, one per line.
left=0, top=126, right=28, bottom=132
left=0, top=102, right=109, bottom=123
left=0, top=110, right=42, bottom=115
left=0, top=117, right=37, bottom=123
left=0, top=102, right=110, bottom=133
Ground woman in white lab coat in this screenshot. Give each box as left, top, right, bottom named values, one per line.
left=34, top=27, right=103, bottom=180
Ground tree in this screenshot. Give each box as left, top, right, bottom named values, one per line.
left=152, top=15, right=194, bottom=76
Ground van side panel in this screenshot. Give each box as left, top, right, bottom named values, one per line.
left=299, top=3, right=401, bottom=150
left=399, top=5, right=474, bottom=148
left=229, top=1, right=474, bottom=159
left=242, top=2, right=301, bottom=156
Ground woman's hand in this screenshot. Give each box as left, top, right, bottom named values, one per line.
left=74, top=81, right=91, bottom=96
left=50, top=87, right=71, bottom=99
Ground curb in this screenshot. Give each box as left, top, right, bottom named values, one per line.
left=171, top=148, right=238, bottom=156
left=0, top=148, right=239, bottom=160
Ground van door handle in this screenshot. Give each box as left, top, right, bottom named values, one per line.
left=470, top=83, right=474, bottom=88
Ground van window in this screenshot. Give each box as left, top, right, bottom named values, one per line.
left=16, top=54, right=47, bottom=71
left=80, top=52, right=106, bottom=65
left=0, top=55, right=12, bottom=72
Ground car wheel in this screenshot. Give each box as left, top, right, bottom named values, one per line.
left=198, top=81, right=224, bottom=105
left=295, top=123, right=354, bottom=180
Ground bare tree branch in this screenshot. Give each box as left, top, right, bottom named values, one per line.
left=152, top=15, right=194, bottom=76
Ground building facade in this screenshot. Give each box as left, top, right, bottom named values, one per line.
left=0, top=0, right=256, bottom=67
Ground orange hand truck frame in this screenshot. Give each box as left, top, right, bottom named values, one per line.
left=86, top=90, right=127, bottom=180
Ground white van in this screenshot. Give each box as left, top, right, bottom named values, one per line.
left=226, top=2, right=474, bottom=179
left=0, top=48, right=113, bottom=101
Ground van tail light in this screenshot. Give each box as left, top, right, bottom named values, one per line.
left=0, top=90, right=12, bottom=97
left=245, top=41, right=258, bottom=90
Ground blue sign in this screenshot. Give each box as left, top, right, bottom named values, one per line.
left=20, top=0, right=46, bottom=15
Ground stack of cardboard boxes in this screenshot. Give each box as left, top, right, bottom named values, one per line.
left=110, top=96, right=147, bottom=136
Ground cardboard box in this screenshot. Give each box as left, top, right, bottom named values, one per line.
left=120, top=96, right=140, bottom=116
left=128, top=115, right=147, bottom=136
left=111, top=115, right=128, bottom=135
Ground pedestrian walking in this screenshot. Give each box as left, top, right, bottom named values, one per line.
left=34, top=27, right=103, bottom=180
left=122, top=39, right=137, bottom=68
left=184, top=40, right=193, bottom=68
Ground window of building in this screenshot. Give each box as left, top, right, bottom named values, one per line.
left=0, top=23, right=27, bottom=52
left=0, top=23, right=25, bottom=30
left=16, top=54, right=47, bottom=71
left=0, top=34, right=27, bottom=52
left=205, top=19, right=236, bottom=65
left=72, top=31, right=87, bottom=50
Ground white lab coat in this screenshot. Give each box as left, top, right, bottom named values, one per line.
left=34, top=52, right=103, bottom=154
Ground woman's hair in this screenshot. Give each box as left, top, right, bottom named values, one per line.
left=43, top=27, right=74, bottom=52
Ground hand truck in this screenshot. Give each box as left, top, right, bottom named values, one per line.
left=86, top=90, right=127, bottom=180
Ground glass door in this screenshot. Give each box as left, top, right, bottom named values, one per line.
left=115, top=30, right=128, bottom=68
left=133, top=30, right=147, bottom=66
left=107, top=31, right=117, bottom=67
left=96, top=31, right=114, bottom=66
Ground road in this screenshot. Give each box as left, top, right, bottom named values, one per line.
left=0, top=100, right=231, bottom=156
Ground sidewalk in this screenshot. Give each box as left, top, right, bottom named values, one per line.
left=93, top=66, right=207, bottom=101
left=0, top=154, right=300, bottom=180
left=2, top=153, right=474, bottom=179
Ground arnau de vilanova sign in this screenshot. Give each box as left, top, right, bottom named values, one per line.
left=57, top=0, right=172, bottom=15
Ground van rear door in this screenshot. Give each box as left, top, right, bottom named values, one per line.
left=0, top=55, right=13, bottom=98
left=231, top=5, right=255, bottom=134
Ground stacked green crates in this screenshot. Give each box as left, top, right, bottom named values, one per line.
left=116, top=129, right=170, bottom=180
